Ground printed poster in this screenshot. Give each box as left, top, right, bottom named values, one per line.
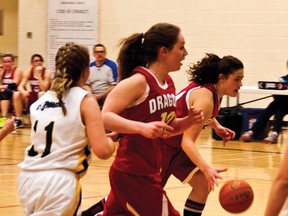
left=47, top=0, right=98, bottom=72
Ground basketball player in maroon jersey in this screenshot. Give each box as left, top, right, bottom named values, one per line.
left=82, top=23, right=204, bottom=216
left=161, top=53, right=244, bottom=216
left=82, top=51, right=243, bottom=216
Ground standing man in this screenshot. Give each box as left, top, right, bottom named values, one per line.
left=84, top=44, right=118, bottom=107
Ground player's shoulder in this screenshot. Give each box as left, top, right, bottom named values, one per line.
left=189, top=86, right=214, bottom=104
left=120, top=72, right=146, bottom=87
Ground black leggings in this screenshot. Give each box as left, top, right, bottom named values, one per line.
left=0, top=89, right=13, bottom=100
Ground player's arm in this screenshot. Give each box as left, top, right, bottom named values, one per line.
left=0, top=116, right=15, bottom=141
left=181, top=87, right=214, bottom=169
left=169, top=87, right=211, bottom=136
left=102, top=73, right=173, bottom=139
left=181, top=88, right=227, bottom=191
left=17, top=69, right=30, bottom=94
left=81, top=93, right=115, bottom=159
left=168, top=106, right=203, bottom=136
left=38, top=69, right=52, bottom=91
left=264, top=148, right=288, bottom=216
left=13, top=67, right=23, bottom=85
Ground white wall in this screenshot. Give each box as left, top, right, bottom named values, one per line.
left=18, top=0, right=47, bottom=72
left=0, top=0, right=18, bottom=57
left=17, top=0, right=288, bottom=108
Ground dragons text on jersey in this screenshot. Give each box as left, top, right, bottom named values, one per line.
left=149, top=93, right=176, bottom=114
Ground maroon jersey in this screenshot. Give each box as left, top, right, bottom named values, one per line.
left=112, top=66, right=176, bottom=177
left=26, top=67, right=47, bottom=110
left=176, top=82, right=219, bottom=122
left=164, top=82, right=220, bottom=148
left=1, top=67, right=16, bottom=84
left=28, top=67, right=46, bottom=93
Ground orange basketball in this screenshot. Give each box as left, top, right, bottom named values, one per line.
left=219, top=179, right=254, bottom=213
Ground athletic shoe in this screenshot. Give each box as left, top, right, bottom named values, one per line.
left=240, top=131, right=253, bottom=142
left=264, top=132, right=278, bottom=144
left=0, top=117, right=8, bottom=128
left=15, top=119, right=24, bottom=128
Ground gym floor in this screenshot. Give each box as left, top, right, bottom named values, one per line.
left=0, top=127, right=286, bottom=216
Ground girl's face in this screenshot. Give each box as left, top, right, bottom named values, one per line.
left=32, top=57, right=43, bottom=67
left=165, top=33, right=188, bottom=72
left=2, top=56, right=13, bottom=70
left=221, top=69, right=244, bottom=97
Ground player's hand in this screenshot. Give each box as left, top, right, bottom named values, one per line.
left=106, top=131, right=120, bottom=142
left=202, top=166, right=228, bottom=191
left=34, top=66, right=43, bottom=78
left=188, top=106, right=204, bottom=124
left=140, top=121, right=174, bottom=139
left=21, top=90, right=30, bottom=98
left=215, top=126, right=235, bottom=146
left=2, top=116, right=16, bottom=134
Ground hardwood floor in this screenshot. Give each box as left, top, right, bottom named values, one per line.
left=0, top=127, right=287, bottom=216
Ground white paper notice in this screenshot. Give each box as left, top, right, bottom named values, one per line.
left=47, top=0, right=98, bottom=72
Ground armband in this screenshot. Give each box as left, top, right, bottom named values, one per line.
left=7, top=83, right=17, bottom=90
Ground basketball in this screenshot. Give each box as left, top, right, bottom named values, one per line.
left=219, top=179, right=254, bottom=213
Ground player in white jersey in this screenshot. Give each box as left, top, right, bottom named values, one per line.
left=17, top=42, right=115, bottom=216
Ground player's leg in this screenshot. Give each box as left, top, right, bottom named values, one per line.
left=169, top=149, right=209, bottom=216
left=0, top=89, right=13, bottom=119
left=184, top=171, right=209, bottom=216
left=105, top=168, right=179, bottom=216
left=0, top=100, right=10, bottom=118
left=12, top=91, right=25, bottom=128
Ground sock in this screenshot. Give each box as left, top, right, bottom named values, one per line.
left=183, top=199, right=205, bottom=216
left=82, top=197, right=106, bottom=216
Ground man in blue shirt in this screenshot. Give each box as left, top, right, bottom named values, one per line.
left=84, top=44, right=118, bottom=107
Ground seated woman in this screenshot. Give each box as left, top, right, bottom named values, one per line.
left=13, top=54, right=52, bottom=128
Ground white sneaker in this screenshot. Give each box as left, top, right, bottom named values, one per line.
left=240, top=131, right=253, bottom=142
left=264, top=132, right=278, bottom=144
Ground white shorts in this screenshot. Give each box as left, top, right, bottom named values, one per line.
left=18, top=169, right=82, bottom=216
